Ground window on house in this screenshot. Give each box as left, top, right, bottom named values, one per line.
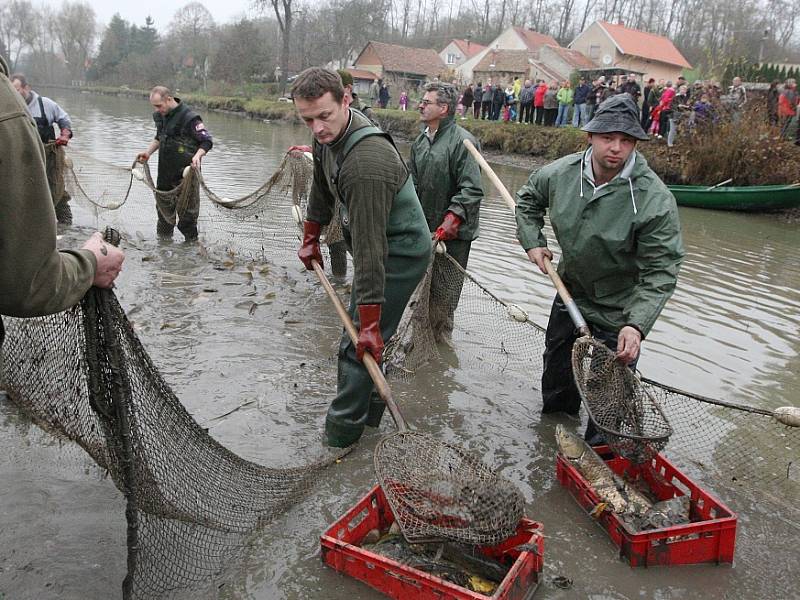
left=447, top=53, right=459, bottom=65
left=589, top=45, right=601, bottom=59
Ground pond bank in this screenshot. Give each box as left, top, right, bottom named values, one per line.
left=62, top=84, right=800, bottom=187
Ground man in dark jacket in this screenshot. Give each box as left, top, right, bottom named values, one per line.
left=620, top=73, right=641, bottom=103
left=518, top=80, right=535, bottom=123
left=492, top=84, right=505, bottom=120
left=410, top=82, right=484, bottom=343
left=572, top=77, right=591, bottom=127
left=481, top=82, right=493, bottom=119
left=293, top=67, right=431, bottom=447
left=640, top=78, right=655, bottom=130
left=515, top=95, right=684, bottom=444
left=10, top=73, right=74, bottom=225
left=136, top=86, right=212, bottom=241
left=0, top=55, right=124, bottom=345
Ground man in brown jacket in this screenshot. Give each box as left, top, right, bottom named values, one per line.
left=0, top=54, right=124, bottom=344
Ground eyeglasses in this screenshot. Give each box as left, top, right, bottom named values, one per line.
left=420, top=99, right=440, bottom=106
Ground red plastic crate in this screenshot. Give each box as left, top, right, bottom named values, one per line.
left=556, top=447, right=737, bottom=567
left=321, top=484, right=543, bottom=599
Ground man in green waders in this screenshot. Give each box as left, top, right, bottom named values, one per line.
left=136, top=86, right=213, bottom=241
left=10, top=73, right=74, bottom=225
left=292, top=67, right=431, bottom=447
left=515, top=94, right=684, bottom=445
left=410, top=82, right=484, bottom=344
left=0, top=55, right=125, bottom=340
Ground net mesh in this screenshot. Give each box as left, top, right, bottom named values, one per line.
left=34, top=146, right=800, bottom=494
left=4, top=147, right=800, bottom=596
left=374, top=430, right=525, bottom=545
left=1, top=288, right=346, bottom=598
left=571, top=336, right=672, bottom=464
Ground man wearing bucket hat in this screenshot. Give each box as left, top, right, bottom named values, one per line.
left=514, top=94, right=684, bottom=444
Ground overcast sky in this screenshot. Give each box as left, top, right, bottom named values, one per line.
left=39, top=0, right=261, bottom=32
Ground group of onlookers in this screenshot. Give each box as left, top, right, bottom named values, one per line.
left=366, top=72, right=799, bottom=148
left=454, top=75, right=647, bottom=129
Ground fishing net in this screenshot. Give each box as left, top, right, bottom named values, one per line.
left=374, top=430, right=525, bottom=545
left=571, top=335, right=673, bottom=464
left=1, top=282, right=346, bottom=599
left=48, top=146, right=800, bottom=496
left=58, top=148, right=344, bottom=266
left=7, top=146, right=800, bottom=597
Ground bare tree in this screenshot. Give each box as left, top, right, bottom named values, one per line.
left=168, top=1, right=216, bottom=75
left=0, top=0, right=39, bottom=70
left=253, top=0, right=295, bottom=94
left=53, top=2, right=96, bottom=82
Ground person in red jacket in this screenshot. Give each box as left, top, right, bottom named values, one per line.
left=533, top=80, right=547, bottom=125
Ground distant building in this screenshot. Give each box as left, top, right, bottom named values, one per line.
left=457, top=26, right=560, bottom=83
left=569, top=21, right=691, bottom=83
left=439, top=39, right=487, bottom=69
left=531, top=45, right=597, bottom=82
left=353, top=41, right=446, bottom=95
left=345, top=68, right=379, bottom=97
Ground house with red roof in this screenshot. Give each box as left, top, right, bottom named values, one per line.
left=440, top=39, right=487, bottom=69
left=353, top=41, right=446, bottom=95
left=569, top=21, right=691, bottom=83
left=457, top=26, right=560, bottom=83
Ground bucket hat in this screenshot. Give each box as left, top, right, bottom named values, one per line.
left=581, top=94, right=649, bottom=140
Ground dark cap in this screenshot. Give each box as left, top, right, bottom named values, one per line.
left=581, top=94, right=649, bottom=140
left=337, top=69, right=353, bottom=87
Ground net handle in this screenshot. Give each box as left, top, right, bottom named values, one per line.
left=310, top=260, right=408, bottom=432
left=463, top=138, right=590, bottom=335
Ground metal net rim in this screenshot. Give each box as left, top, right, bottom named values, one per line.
left=571, top=335, right=673, bottom=443
left=373, top=430, right=524, bottom=545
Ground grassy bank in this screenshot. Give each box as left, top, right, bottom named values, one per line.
left=72, top=85, right=800, bottom=185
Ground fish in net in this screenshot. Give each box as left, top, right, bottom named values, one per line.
left=571, top=335, right=672, bottom=463
left=308, top=256, right=525, bottom=546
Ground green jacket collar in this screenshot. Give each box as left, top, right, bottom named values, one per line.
left=422, top=114, right=456, bottom=142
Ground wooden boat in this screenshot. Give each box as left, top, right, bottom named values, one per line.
left=667, top=183, right=800, bottom=211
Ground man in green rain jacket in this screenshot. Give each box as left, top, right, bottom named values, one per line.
left=515, top=94, right=684, bottom=444
left=410, top=82, right=483, bottom=343
left=293, top=67, right=431, bottom=448
left=0, top=54, right=125, bottom=345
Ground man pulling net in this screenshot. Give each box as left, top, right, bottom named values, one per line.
left=514, top=94, right=685, bottom=446
left=410, top=82, right=484, bottom=345
left=293, top=67, right=432, bottom=448
left=136, top=86, right=213, bottom=241
left=10, top=72, right=76, bottom=225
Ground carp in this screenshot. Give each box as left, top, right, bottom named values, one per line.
left=556, top=424, right=652, bottom=517
left=556, top=424, right=690, bottom=531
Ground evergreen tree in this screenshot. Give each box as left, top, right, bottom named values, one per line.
left=91, top=14, right=132, bottom=81
left=132, top=16, right=158, bottom=54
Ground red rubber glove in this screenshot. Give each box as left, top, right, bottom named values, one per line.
left=55, top=127, right=72, bottom=146
left=298, top=220, right=323, bottom=270
left=434, top=211, right=463, bottom=241
left=288, top=145, right=312, bottom=154
left=356, top=304, right=384, bottom=363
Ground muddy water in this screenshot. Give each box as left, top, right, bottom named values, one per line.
left=1, top=89, right=799, bottom=599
